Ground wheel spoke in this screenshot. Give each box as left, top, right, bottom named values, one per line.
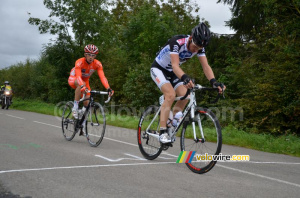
left=137, top=106, right=162, bottom=160
left=180, top=108, right=222, bottom=174
left=86, top=102, right=106, bottom=147
left=61, top=101, right=76, bottom=141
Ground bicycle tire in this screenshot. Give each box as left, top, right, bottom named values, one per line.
left=86, top=102, right=106, bottom=147
left=137, top=105, right=162, bottom=160
left=180, top=107, right=222, bottom=174
left=61, top=101, right=76, bottom=141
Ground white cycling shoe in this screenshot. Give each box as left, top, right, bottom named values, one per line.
left=72, top=108, right=79, bottom=119
left=159, top=133, right=172, bottom=143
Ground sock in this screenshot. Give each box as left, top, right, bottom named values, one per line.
left=160, top=127, right=167, bottom=135
left=73, top=100, right=79, bottom=109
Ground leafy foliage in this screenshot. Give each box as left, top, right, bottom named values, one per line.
left=0, top=0, right=299, bottom=135
left=218, top=0, right=300, bottom=134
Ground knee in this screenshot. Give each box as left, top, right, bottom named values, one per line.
left=164, top=92, right=176, bottom=103
left=75, top=80, right=86, bottom=88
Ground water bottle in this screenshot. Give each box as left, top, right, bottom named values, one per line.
left=172, top=111, right=183, bottom=127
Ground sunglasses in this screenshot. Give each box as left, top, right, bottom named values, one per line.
left=85, top=53, right=96, bottom=57
left=191, top=39, right=203, bottom=50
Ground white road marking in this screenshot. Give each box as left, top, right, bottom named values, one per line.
left=95, top=154, right=146, bottom=162
left=218, top=161, right=300, bottom=165
left=19, top=119, right=300, bottom=188
left=161, top=152, right=178, bottom=158
left=124, top=153, right=146, bottom=160
left=30, top=120, right=300, bottom=164
left=0, top=162, right=176, bottom=174
left=217, top=164, right=300, bottom=188
left=29, top=120, right=177, bottom=158
left=158, top=156, right=177, bottom=160
left=33, top=121, right=61, bottom=128
left=104, top=137, right=137, bottom=147
left=6, top=114, right=25, bottom=120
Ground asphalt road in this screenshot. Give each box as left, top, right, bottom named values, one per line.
left=0, top=109, right=299, bottom=198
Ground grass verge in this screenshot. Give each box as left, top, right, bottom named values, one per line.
left=9, top=98, right=300, bottom=157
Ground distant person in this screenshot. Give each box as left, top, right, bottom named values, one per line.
left=150, top=23, right=226, bottom=143
left=0, top=81, right=10, bottom=92
left=68, top=44, right=114, bottom=119
left=0, top=81, right=13, bottom=103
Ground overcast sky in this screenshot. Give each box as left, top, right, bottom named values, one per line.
left=0, top=0, right=234, bottom=69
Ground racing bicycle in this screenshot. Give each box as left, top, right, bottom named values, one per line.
left=137, top=84, right=223, bottom=174
left=61, top=90, right=111, bottom=147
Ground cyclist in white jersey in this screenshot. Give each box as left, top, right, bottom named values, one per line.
left=150, top=23, right=226, bottom=143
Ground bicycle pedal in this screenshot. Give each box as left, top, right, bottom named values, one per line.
left=161, top=142, right=172, bottom=150
left=161, top=144, right=169, bottom=151
left=165, top=142, right=173, bottom=147
left=147, top=130, right=157, bottom=134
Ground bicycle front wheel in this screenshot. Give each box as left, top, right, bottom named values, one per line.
left=137, top=105, right=162, bottom=160
left=180, top=107, right=222, bottom=174
left=86, top=102, right=106, bottom=147
left=62, top=101, right=76, bottom=141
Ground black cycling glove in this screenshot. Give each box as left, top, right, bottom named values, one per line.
left=210, top=78, right=224, bottom=88
left=107, top=88, right=114, bottom=95
left=181, top=74, right=191, bottom=85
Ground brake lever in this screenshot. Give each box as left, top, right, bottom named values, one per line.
left=222, top=87, right=225, bottom=99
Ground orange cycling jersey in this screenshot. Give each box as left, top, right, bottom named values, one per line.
left=69, top=57, right=110, bottom=89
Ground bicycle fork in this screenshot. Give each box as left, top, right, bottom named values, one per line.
left=190, top=104, right=205, bottom=143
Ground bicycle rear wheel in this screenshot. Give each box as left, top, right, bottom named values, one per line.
left=180, top=107, right=222, bottom=174
left=62, top=101, right=76, bottom=141
left=85, top=102, right=106, bottom=147
left=137, top=105, right=162, bottom=160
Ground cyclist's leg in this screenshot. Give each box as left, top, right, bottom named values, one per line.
left=68, top=76, right=84, bottom=102
left=83, top=80, right=91, bottom=107
left=150, top=68, right=175, bottom=129
left=68, top=76, right=86, bottom=118
left=160, top=83, right=175, bottom=128
left=173, top=84, right=189, bottom=114
left=151, top=67, right=175, bottom=143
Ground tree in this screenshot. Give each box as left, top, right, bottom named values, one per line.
left=218, top=0, right=300, bottom=134
left=115, top=0, right=202, bottom=107
left=28, top=0, right=113, bottom=47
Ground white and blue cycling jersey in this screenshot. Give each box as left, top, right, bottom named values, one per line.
left=153, top=35, right=206, bottom=72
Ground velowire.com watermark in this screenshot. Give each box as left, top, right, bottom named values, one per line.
left=176, top=151, right=250, bottom=163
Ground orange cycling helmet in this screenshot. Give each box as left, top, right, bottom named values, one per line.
left=84, top=44, right=99, bottom=54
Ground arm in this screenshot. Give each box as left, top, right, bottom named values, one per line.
left=198, top=55, right=215, bottom=81
left=74, top=61, right=84, bottom=87
left=96, top=64, right=110, bottom=90
left=171, top=54, right=194, bottom=89
left=170, top=54, right=185, bottom=79
left=199, top=56, right=226, bottom=93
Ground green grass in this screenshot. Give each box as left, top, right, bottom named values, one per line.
left=10, top=98, right=57, bottom=115
left=9, top=98, right=300, bottom=157
left=222, top=125, right=300, bottom=157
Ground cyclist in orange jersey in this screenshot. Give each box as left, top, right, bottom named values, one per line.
left=68, top=44, right=114, bottom=119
